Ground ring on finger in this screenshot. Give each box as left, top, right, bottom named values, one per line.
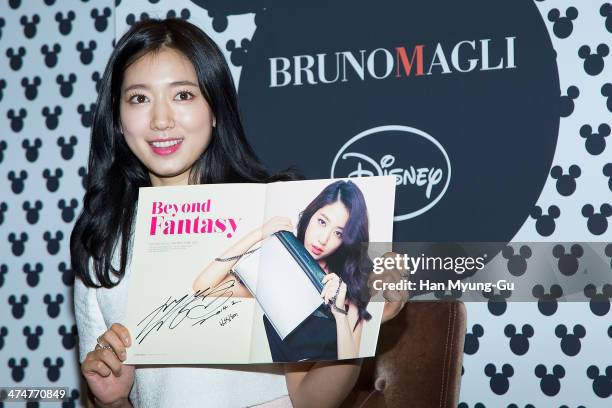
left=96, top=334, right=112, bottom=351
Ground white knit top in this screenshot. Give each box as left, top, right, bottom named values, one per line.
left=73, top=239, right=291, bottom=407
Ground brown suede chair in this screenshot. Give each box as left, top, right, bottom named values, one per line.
left=342, top=301, right=466, bottom=408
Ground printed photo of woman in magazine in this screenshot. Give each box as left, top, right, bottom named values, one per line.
left=192, top=179, right=374, bottom=362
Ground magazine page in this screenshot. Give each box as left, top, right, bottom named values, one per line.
left=124, top=183, right=266, bottom=364
left=247, top=176, right=396, bottom=362
left=124, top=177, right=395, bottom=364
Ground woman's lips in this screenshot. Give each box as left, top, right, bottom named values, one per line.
left=310, top=245, right=323, bottom=256
left=149, top=139, right=183, bottom=156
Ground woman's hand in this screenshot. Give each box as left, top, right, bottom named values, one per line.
left=260, top=216, right=293, bottom=239
left=81, top=323, right=134, bottom=407
left=375, top=252, right=409, bottom=323
left=321, top=273, right=348, bottom=317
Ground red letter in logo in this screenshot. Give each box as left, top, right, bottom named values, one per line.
left=395, top=45, right=425, bottom=77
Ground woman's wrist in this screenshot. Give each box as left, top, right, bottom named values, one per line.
left=331, top=303, right=349, bottom=317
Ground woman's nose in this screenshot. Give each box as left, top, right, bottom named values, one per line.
left=318, top=230, right=331, bottom=246
left=150, top=100, right=175, bottom=131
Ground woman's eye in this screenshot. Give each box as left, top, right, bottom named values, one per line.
left=175, top=91, right=194, bottom=101
left=129, top=94, right=148, bottom=104
left=317, top=218, right=326, bottom=226
left=334, top=231, right=343, bottom=239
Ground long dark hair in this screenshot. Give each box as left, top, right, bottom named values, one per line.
left=296, top=180, right=373, bottom=327
left=71, top=18, right=298, bottom=288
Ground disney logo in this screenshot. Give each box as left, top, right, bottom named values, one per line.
left=343, top=153, right=443, bottom=199
left=331, top=125, right=451, bottom=221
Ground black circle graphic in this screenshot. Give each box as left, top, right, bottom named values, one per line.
left=238, top=1, right=559, bottom=242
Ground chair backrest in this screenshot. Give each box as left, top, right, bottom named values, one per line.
left=342, top=301, right=466, bottom=408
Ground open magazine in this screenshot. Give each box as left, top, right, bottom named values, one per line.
left=123, top=176, right=395, bottom=364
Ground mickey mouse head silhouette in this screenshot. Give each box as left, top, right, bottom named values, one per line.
left=76, top=40, right=97, bottom=65
left=40, top=43, right=61, bottom=68
left=19, top=14, right=40, bottom=39
left=6, top=46, right=26, bottom=71
left=501, top=245, right=532, bottom=276
left=23, top=325, right=43, bottom=350
left=58, top=325, right=77, bottom=350
left=43, top=357, right=64, bottom=382
left=581, top=203, right=612, bottom=235
left=226, top=39, right=251, bottom=67
left=583, top=283, right=612, bottom=316
left=8, top=357, right=28, bottom=382
left=532, top=284, right=563, bottom=315
left=560, top=85, right=579, bottom=117
left=56, top=73, right=77, bottom=98
left=530, top=205, right=560, bottom=236
left=8, top=294, right=28, bottom=319
left=22, top=262, right=43, bottom=287
left=601, top=3, right=612, bottom=33
left=586, top=365, right=612, bottom=398
left=58, top=198, right=78, bottom=223
left=464, top=324, right=484, bottom=355
left=554, top=324, right=585, bottom=356
left=550, top=165, right=581, bottom=196
left=580, top=124, right=610, bottom=155
left=552, top=244, right=583, bottom=276
left=21, top=76, right=41, bottom=100
left=578, top=44, right=609, bottom=76
left=43, top=230, right=63, bottom=255
left=43, top=293, right=64, bottom=318
left=547, top=7, right=578, bottom=39
left=482, top=289, right=512, bottom=316
left=77, top=103, right=95, bottom=127
left=484, top=363, right=513, bottom=395
left=55, top=11, right=75, bottom=35
left=21, top=138, right=42, bottom=162
left=42, top=105, right=62, bottom=130
left=504, top=323, right=534, bottom=355
left=7, top=107, right=27, bottom=132
left=8, top=232, right=28, bottom=256
left=91, top=7, right=112, bottom=32
left=534, top=364, right=565, bottom=396
left=43, top=168, right=63, bottom=192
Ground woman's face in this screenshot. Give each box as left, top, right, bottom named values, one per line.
left=303, top=200, right=349, bottom=261
left=119, top=47, right=215, bottom=187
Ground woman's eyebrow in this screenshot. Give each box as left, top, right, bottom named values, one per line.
left=123, top=80, right=199, bottom=93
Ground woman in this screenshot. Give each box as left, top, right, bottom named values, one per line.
left=192, top=180, right=374, bottom=362
left=71, top=18, right=401, bottom=408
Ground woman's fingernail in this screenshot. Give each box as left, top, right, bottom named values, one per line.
left=121, top=351, right=126, bottom=360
